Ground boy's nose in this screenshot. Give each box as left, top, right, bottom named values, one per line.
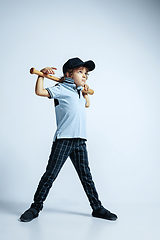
left=82, top=73, right=86, bottom=78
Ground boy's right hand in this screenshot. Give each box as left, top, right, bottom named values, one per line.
left=40, top=67, right=57, bottom=75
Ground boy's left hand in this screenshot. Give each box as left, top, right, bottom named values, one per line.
left=82, top=84, right=89, bottom=97
left=82, top=84, right=90, bottom=107
left=83, top=84, right=89, bottom=92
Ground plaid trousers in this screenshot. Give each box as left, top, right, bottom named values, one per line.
left=31, top=138, right=102, bottom=211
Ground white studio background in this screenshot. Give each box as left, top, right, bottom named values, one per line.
left=0, top=0, right=160, bottom=208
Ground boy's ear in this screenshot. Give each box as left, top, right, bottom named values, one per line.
left=66, top=72, right=70, bottom=78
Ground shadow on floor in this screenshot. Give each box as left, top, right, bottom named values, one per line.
left=44, top=207, right=91, bottom=218
left=0, top=200, right=91, bottom=218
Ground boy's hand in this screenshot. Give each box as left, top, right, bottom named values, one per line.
left=82, top=84, right=89, bottom=97
left=83, top=84, right=89, bottom=92
left=82, top=84, right=90, bottom=107
left=41, top=67, right=57, bottom=75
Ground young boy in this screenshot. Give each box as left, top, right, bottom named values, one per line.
left=20, top=57, right=117, bottom=222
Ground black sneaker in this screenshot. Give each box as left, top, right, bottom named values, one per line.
left=92, top=206, right=118, bottom=221
left=20, top=208, right=39, bottom=222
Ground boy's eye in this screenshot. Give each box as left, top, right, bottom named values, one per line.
left=77, top=70, right=89, bottom=77
left=85, top=73, right=89, bottom=77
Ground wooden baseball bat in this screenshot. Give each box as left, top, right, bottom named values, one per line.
left=30, top=68, right=94, bottom=95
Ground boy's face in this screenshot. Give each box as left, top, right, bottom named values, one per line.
left=71, top=66, right=89, bottom=87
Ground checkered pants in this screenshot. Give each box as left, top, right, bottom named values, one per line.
left=31, top=138, right=102, bottom=211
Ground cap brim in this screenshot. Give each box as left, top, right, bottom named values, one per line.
left=82, top=60, right=95, bottom=72
left=76, top=60, right=95, bottom=72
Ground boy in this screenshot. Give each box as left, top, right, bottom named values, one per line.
left=20, top=57, right=117, bottom=222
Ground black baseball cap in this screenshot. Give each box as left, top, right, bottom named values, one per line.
left=63, top=57, right=95, bottom=75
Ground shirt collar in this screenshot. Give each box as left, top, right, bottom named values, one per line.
left=64, top=77, right=75, bottom=84
left=64, top=77, right=83, bottom=91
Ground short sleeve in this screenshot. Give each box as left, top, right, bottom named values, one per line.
left=45, top=84, right=61, bottom=99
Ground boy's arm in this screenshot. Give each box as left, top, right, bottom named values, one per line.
left=83, top=94, right=90, bottom=108
left=35, top=76, right=50, bottom=97
left=35, top=67, right=56, bottom=97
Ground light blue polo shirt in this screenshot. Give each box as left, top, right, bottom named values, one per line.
left=46, top=77, right=87, bottom=141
